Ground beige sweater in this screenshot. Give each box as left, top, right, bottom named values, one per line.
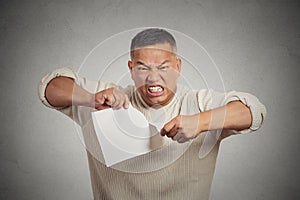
left=39, top=68, right=266, bottom=200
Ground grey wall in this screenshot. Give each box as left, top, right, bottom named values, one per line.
left=1, top=0, right=299, bottom=199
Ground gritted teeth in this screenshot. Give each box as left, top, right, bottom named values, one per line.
left=148, top=85, right=164, bottom=93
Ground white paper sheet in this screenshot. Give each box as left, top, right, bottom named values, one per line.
left=91, top=106, right=166, bottom=167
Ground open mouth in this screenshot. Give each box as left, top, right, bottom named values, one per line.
left=147, top=85, right=164, bottom=97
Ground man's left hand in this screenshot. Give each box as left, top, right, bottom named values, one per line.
left=160, top=114, right=201, bottom=143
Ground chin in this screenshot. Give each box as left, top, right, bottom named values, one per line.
left=146, top=96, right=171, bottom=107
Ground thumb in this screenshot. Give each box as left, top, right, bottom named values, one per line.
left=160, top=119, right=176, bottom=136
left=95, top=104, right=111, bottom=110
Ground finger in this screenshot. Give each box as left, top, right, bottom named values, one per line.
left=113, top=97, right=124, bottom=109
left=167, top=125, right=179, bottom=138
left=123, top=94, right=130, bottom=109
left=94, top=95, right=110, bottom=110
left=114, top=92, right=127, bottom=110
left=172, top=130, right=182, bottom=141
left=113, top=92, right=120, bottom=106
left=95, top=94, right=105, bottom=105
left=111, top=89, right=119, bottom=106
left=104, top=94, right=115, bottom=106
left=96, top=104, right=111, bottom=110
left=160, top=120, right=176, bottom=136
left=162, top=116, right=181, bottom=137
left=114, top=102, right=123, bottom=109
left=118, top=94, right=128, bottom=109
left=177, top=137, right=189, bottom=143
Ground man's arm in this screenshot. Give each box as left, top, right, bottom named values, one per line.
left=199, top=100, right=252, bottom=132
left=161, top=101, right=253, bottom=143
left=45, top=76, right=129, bottom=110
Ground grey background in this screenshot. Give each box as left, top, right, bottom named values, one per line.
left=1, top=0, right=299, bottom=199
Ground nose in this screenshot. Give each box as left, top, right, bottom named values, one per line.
left=146, top=68, right=161, bottom=83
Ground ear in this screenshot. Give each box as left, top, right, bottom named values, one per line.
left=128, top=60, right=134, bottom=79
left=128, top=60, right=133, bottom=71
left=176, top=57, right=182, bottom=72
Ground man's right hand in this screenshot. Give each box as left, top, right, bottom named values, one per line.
left=93, top=88, right=130, bottom=110
left=46, top=76, right=129, bottom=110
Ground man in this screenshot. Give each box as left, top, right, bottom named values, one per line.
left=39, top=28, right=266, bottom=199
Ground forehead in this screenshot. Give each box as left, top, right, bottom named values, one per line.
left=131, top=43, right=176, bottom=62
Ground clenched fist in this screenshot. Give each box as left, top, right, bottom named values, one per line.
left=160, top=114, right=201, bottom=143
left=93, top=88, right=130, bottom=110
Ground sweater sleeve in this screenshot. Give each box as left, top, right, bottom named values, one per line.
left=38, top=67, right=118, bottom=122
left=197, top=89, right=267, bottom=134
left=38, top=67, right=77, bottom=109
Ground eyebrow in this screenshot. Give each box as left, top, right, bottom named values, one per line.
left=136, top=60, right=170, bottom=68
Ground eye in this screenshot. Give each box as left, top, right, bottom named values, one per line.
left=158, top=66, right=169, bottom=71
left=136, top=66, right=149, bottom=71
